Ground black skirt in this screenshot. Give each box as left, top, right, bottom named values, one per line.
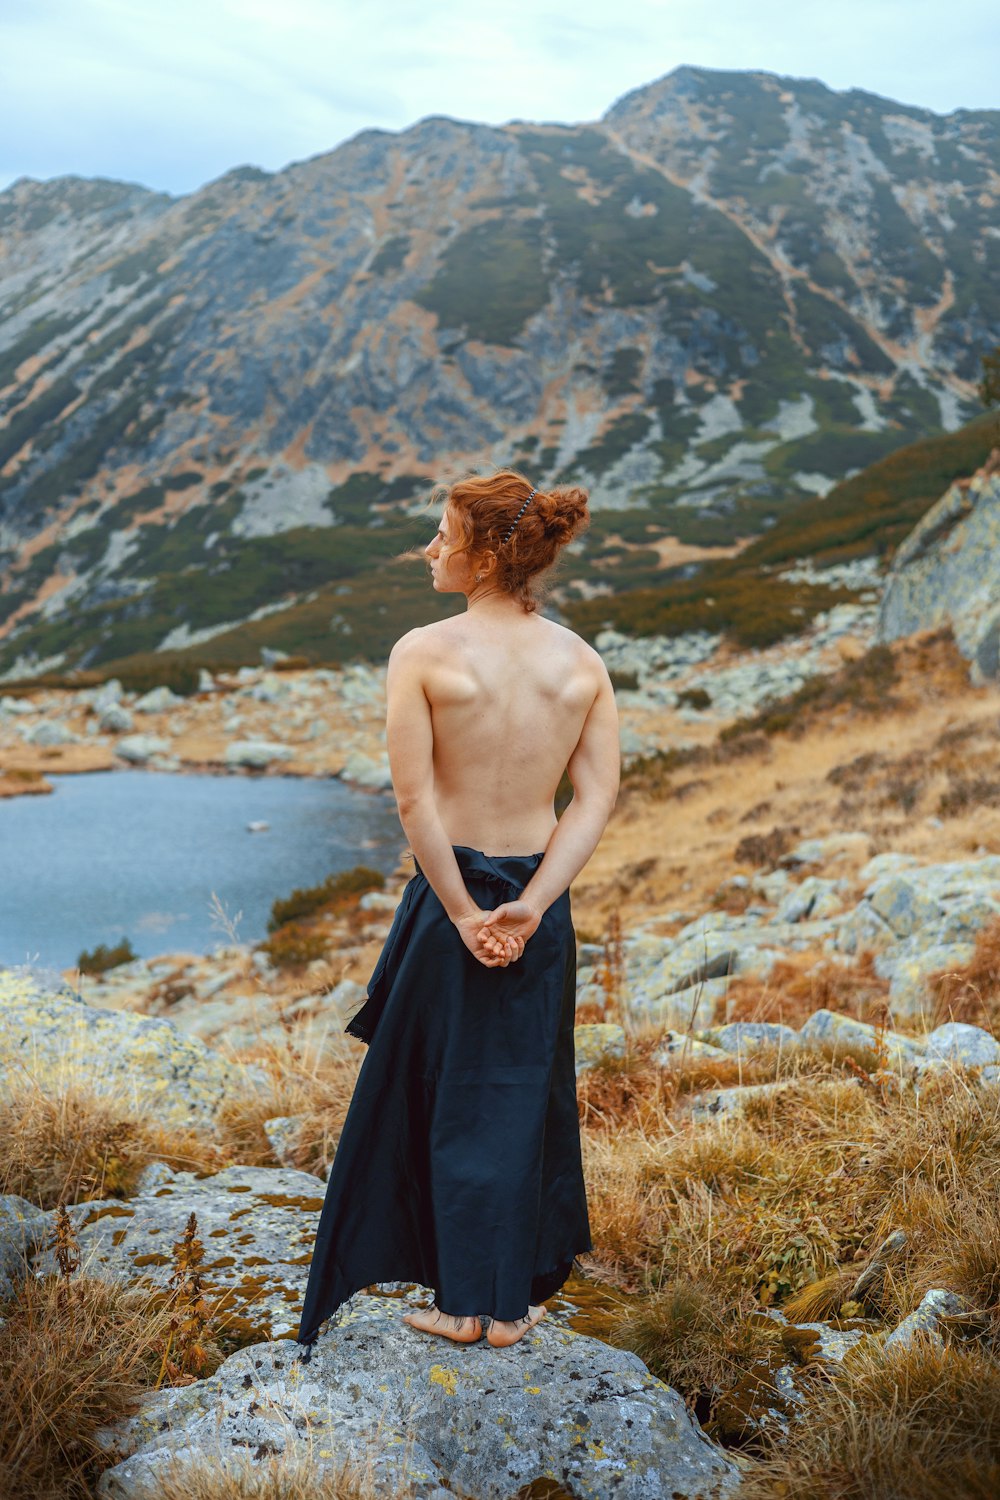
left=295, top=843, right=592, bottom=1351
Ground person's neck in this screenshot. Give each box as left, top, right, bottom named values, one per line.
left=464, top=583, right=527, bottom=618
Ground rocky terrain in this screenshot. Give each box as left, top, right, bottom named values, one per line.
left=2, top=441, right=1000, bottom=1493
left=1, top=66, right=998, bottom=679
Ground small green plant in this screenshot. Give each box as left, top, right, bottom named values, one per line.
left=77, top=937, right=137, bottom=975
left=267, top=865, right=385, bottom=932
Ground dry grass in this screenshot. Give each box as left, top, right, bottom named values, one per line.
left=739, top=1341, right=1000, bottom=1498
left=722, top=951, right=891, bottom=1030
left=144, top=1454, right=418, bottom=1499
left=928, top=915, right=1000, bottom=1030
left=0, top=1080, right=225, bottom=1208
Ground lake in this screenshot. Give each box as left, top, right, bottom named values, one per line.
left=0, top=769, right=405, bottom=970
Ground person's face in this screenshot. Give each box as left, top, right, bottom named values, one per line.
left=425, top=506, right=478, bottom=594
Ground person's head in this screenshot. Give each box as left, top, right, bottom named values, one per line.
left=424, top=470, right=590, bottom=612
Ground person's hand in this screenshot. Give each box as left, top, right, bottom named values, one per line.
left=475, top=899, right=542, bottom=961
left=453, top=908, right=525, bottom=967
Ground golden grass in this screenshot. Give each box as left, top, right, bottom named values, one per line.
left=929, top=914, right=1000, bottom=1030
left=138, top=1448, right=418, bottom=1499
left=739, top=1341, right=1000, bottom=1498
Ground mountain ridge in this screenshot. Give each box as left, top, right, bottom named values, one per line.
left=0, top=65, right=997, bottom=678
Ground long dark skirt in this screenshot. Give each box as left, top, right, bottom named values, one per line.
left=295, top=843, right=592, bottom=1352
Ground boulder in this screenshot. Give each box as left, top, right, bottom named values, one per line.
left=877, top=461, right=1000, bottom=681
left=573, top=1023, right=626, bottom=1075
left=24, top=719, right=80, bottom=746
left=925, top=1021, right=1000, bottom=1068
left=99, top=703, right=134, bottom=733
left=115, top=734, right=169, bottom=765
left=883, top=1289, right=968, bottom=1353
left=0, top=965, right=265, bottom=1132
left=0, top=1193, right=49, bottom=1299
left=799, top=1009, right=924, bottom=1066
left=708, top=1022, right=800, bottom=1054
left=340, top=749, right=393, bottom=790
left=224, top=740, right=295, bottom=769
left=655, top=1033, right=729, bottom=1066
left=95, top=1295, right=738, bottom=1499
left=33, top=1165, right=326, bottom=1339
left=134, top=686, right=184, bottom=713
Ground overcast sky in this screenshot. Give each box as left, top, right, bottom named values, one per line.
left=1, top=0, right=997, bottom=197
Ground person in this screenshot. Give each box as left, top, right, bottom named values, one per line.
left=295, top=469, right=620, bottom=1359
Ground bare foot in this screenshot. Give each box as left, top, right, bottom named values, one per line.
left=402, top=1304, right=483, bottom=1343
left=485, top=1304, right=547, bottom=1347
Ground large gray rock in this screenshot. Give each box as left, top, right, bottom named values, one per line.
left=925, top=1022, right=1000, bottom=1068
left=0, top=1194, right=49, bottom=1299
left=33, top=1165, right=326, bottom=1338
left=708, top=1022, right=800, bottom=1054
left=877, top=463, right=1000, bottom=681
left=96, top=1295, right=738, bottom=1499
left=883, top=1289, right=968, bottom=1353
left=0, top=965, right=265, bottom=1132
left=23, top=718, right=80, bottom=746
left=115, top=734, right=169, bottom=764
left=224, top=739, right=295, bottom=769
left=798, top=1009, right=925, bottom=1066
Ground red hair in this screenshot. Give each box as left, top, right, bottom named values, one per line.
left=430, top=469, right=590, bottom=613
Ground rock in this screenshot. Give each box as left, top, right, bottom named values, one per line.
left=224, top=740, right=295, bottom=769
left=574, top=1023, right=626, bottom=1075
left=0, top=965, right=266, bottom=1132
left=358, top=889, right=397, bottom=912
left=883, top=1289, right=968, bottom=1353
left=134, top=1162, right=177, bottom=1193
left=776, top=876, right=847, bottom=924
left=115, top=734, right=169, bottom=764
left=925, top=1022, right=1000, bottom=1068
left=99, top=703, right=134, bottom=733
left=33, top=1165, right=327, bottom=1339
left=688, top=1080, right=799, bottom=1121
left=263, top=1116, right=306, bottom=1168
left=134, top=686, right=184, bottom=712
left=877, top=462, right=1000, bottom=681
left=0, top=1194, right=49, bottom=1299
left=629, top=977, right=732, bottom=1031
left=91, top=679, right=123, bottom=712
left=783, top=833, right=873, bottom=867
left=95, top=1295, right=738, bottom=1499
left=655, top=1033, right=729, bottom=1066
left=798, top=1009, right=924, bottom=1065
left=24, top=719, right=79, bottom=746
left=867, top=875, right=943, bottom=939
left=708, top=1022, right=800, bottom=1054
left=340, top=749, right=393, bottom=790
left=876, top=943, right=976, bottom=1016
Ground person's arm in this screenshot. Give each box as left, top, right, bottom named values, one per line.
left=477, top=659, right=620, bottom=954
left=385, top=632, right=520, bottom=966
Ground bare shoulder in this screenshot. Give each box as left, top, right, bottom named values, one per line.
left=537, top=616, right=611, bottom=682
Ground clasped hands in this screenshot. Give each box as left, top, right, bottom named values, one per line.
left=453, top=898, right=542, bottom=967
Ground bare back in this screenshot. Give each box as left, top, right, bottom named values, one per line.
left=413, top=611, right=605, bottom=854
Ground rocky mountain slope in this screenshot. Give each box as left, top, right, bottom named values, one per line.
left=0, top=67, right=997, bottom=680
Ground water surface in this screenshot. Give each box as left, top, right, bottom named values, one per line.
left=0, top=769, right=404, bottom=970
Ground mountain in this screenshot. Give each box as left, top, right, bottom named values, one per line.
left=0, top=66, right=997, bottom=678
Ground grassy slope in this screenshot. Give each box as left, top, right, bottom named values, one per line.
left=564, top=410, right=999, bottom=647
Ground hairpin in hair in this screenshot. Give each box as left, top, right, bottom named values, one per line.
left=501, top=487, right=537, bottom=544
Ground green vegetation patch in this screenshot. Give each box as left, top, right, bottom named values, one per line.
left=414, top=218, right=549, bottom=344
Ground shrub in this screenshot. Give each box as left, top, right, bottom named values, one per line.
left=258, top=924, right=328, bottom=970
left=267, top=866, right=386, bottom=932
left=76, top=937, right=137, bottom=975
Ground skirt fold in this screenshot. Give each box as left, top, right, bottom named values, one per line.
left=296, top=843, right=592, bottom=1346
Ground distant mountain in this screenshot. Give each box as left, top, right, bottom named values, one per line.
left=0, top=66, right=997, bottom=677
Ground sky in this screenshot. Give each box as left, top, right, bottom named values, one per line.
left=1, top=0, right=998, bottom=197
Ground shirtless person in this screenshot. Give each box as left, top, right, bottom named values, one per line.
left=387, top=474, right=620, bottom=1346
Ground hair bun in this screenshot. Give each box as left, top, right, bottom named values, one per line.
left=538, top=485, right=590, bottom=546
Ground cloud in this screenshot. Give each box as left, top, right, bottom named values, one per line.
left=1, top=0, right=997, bottom=196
